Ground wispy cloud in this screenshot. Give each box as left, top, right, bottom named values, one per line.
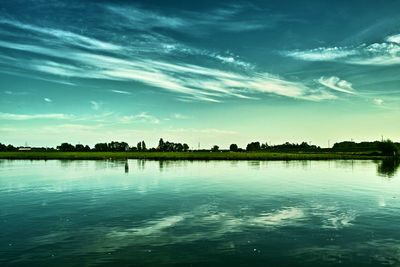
left=44, top=97, right=52, bottom=102
left=286, top=47, right=357, bottom=61
left=42, top=123, right=104, bottom=132
left=318, top=76, right=356, bottom=94
left=3, top=90, right=30, bottom=96
left=0, top=18, right=121, bottom=51
left=172, top=113, right=189, bottom=119
left=106, top=4, right=274, bottom=35
left=0, top=68, right=76, bottom=86
left=110, top=90, right=131, bottom=95
left=167, top=128, right=237, bottom=135
left=0, top=38, right=335, bottom=101
left=106, top=6, right=188, bottom=30
left=374, top=98, right=384, bottom=105
left=0, top=12, right=337, bottom=102
left=213, top=54, right=254, bottom=69
left=90, top=101, right=101, bottom=111
left=119, top=112, right=160, bottom=124
left=0, top=113, right=72, bottom=120
left=284, top=33, right=400, bottom=66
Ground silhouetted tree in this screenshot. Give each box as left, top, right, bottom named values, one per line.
left=141, top=141, right=146, bottom=151
left=174, top=143, right=183, bottom=152
left=6, top=144, right=17, bottom=151
left=58, top=143, right=75, bottom=152
left=0, top=143, right=18, bottom=151
left=211, top=145, right=219, bottom=152
left=246, top=142, right=261, bottom=151
left=332, top=141, right=380, bottom=152
left=230, top=144, right=238, bottom=152
left=261, top=143, right=268, bottom=150
left=158, top=138, right=165, bottom=151
left=183, top=143, right=189, bottom=152
left=299, top=142, right=310, bottom=148
left=378, top=140, right=399, bottom=156
left=156, top=139, right=188, bottom=152
left=108, top=141, right=129, bottom=152
left=94, top=143, right=108, bottom=152
left=137, top=142, right=142, bottom=151
left=0, top=143, right=7, bottom=151
left=75, top=144, right=85, bottom=152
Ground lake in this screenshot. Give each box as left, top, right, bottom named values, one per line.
left=1, top=159, right=400, bottom=266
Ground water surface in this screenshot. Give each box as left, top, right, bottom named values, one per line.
left=1, top=159, right=400, bottom=266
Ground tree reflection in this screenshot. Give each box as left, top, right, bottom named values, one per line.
left=377, top=158, right=400, bottom=178
left=125, top=161, right=129, bottom=173
left=137, top=159, right=146, bottom=171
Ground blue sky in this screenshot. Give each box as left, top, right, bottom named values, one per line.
left=1, top=0, right=400, bottom=148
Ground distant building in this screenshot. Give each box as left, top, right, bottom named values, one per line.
left=18, top=147, right=31, bottom=151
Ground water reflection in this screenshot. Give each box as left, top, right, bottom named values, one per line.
left=137, top=159, right=146, bottom=171
left=248, top=160, right=261, bottom=169
left=3, top=158, right=399, bottom=178
left=124, top=161, right=129, bottom=173
left=158, top=160, right=193, bottom=172
left=60, top=159, right=73, bottom=168
left=1, top=159, right=400, bottom=266
left=377, top=158, right=400, bottom=178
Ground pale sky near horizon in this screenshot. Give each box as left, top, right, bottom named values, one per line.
left=0, top=0, right=400, bottom=149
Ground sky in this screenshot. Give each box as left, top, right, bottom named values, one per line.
left=0, top=0, right=400, bottom=149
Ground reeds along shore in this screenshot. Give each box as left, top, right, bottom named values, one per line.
left=0, top=151, right=388, bottom=160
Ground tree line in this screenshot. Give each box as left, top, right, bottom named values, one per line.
left=0, top=139, right=398, bottom=156
left=56, top=139, right=191, bottom=152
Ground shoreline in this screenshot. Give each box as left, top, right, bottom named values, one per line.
left=0, top=151, right=387, bottom=161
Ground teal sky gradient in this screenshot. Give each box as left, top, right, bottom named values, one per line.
left=0, top=0, right=399, bottom=148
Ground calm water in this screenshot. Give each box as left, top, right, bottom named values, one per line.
left=1, top=159, right=400, bottom=266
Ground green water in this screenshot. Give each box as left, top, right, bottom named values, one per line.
left=0, top=159, right=399, bottom=266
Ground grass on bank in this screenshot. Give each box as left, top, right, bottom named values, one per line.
left=0, top=151, right=386, bottom=160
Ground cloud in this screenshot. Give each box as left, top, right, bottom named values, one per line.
left=3, top=42, right=333, bottom=101
left=374, top=98, right=384, bottom=105
left=386, top=34, right=400, bottom=44
left=0, top=40, right=66, bottom=59
left=110, top=90, right=131, bottom=95
left=0, top=18, right=121, bottom=51
left=213, top=54, right=254, bottom=69
left=284, top=33, right=400, bottom=66
left=0, top=113, right=72, bottom=120
left=167, top=128, right=237, bottom=135
left=0, top=68, right=76, bottom=86
left=285, top=47, right=357, bottom=61
left=44, top=98, right=52, bottom=102
left=43, top=123, right=104, bottom=132
left=120, top=112, right=160, bottom=124
left=106, top=6, right=188, bottom=30
left=318, top=76, right=356, bottom=94
left=0, top=16, right=335, bottom=102
left=172, top=113, right=189, bottom=119
left=90, top=101, right=101, bottom=111
left=106, top=4, right=274, bottom=35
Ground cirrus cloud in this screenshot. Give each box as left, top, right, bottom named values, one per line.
left=318, top=76, right=356, bottom=94
left=284, top=33, right=400, bottom=66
